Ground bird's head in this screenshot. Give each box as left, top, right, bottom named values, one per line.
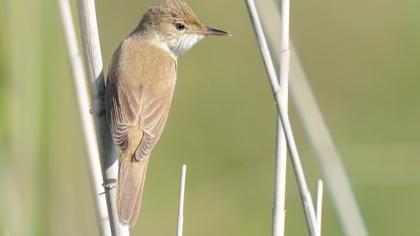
left=137, top=0, right=230, bottom=57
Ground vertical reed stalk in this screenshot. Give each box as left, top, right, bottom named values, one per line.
left=76, top=0, right=129, bottom=235
left=57, top=0, right=111, bottom=235
left=272, top=0, right=290, bottom=235
left=176, top=165, right=187, bottom=236
left=245, top=1, right=319, bottom=235
left=316, top=180, right=324, bottom=236
left=253, top=1, right=369, bottom=234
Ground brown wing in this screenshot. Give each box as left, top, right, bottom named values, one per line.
left=106, top=38, right=176, bottom=160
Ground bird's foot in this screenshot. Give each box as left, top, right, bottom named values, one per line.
left=90, top=94, right=105, bottom=116
left=99, top=178, right=117, bottom=195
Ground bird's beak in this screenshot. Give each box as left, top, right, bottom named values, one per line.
left=200, top=26, right=231, bottom=36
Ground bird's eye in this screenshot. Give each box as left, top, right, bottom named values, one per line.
left=175, top=23, right=185, bottom=31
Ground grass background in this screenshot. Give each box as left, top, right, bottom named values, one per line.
left=1, top=0, right=420, bottom=235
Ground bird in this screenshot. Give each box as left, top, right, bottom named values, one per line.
left=105, top=0, right=230, bottom=226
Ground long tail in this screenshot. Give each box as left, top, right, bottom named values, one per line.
left=117, top=154, right=149, bottom=226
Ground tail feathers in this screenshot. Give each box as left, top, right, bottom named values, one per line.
left=117, top=154, right=149, bottom=226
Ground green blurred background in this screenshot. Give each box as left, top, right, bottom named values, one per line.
left=1, top=0, right=420, bottom=235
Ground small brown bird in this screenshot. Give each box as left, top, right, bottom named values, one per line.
left=105, top=0, right=229, bottom=226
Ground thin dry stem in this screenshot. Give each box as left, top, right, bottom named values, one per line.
left=177, top=165, right=187, bottom=236
left=57, top=0, right=111, bottom=234
left=316, top=180, right=324, bottom=235
left=245, top=1, right=319, bottom=235
left=76, top=0, right=129, bottom=234
left=255, top=1, right=369, bottom=235
left=272, top=0, right=290, bottom=235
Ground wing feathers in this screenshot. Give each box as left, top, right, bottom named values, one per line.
left=105, top=38, right=176, bottom=226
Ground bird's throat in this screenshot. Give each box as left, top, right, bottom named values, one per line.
left=168, top=34, right=204, bottom=57
left=149, top=33, right=204, bottom=59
